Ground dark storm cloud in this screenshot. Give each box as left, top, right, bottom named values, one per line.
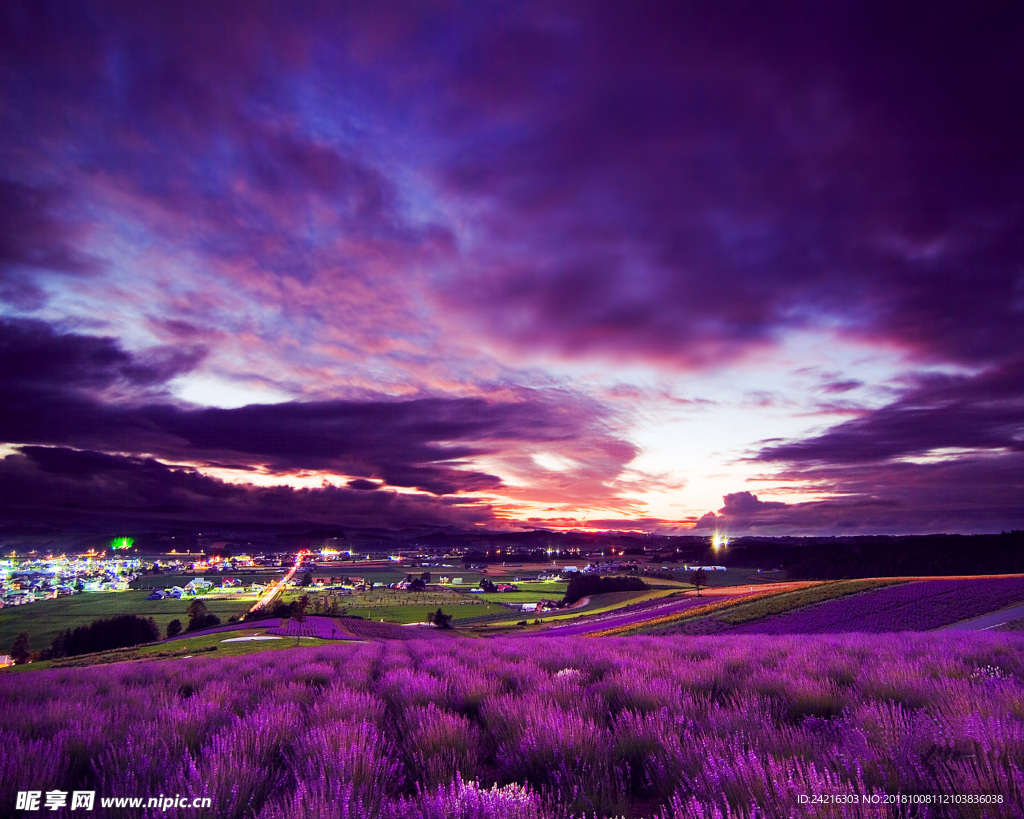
left=0, top=319, right=628, bottom=497
left=433, top=2, right=1024, bottom=370
left=0, top=447, right=493, bottom=529
left=701, top=446, right=1024, bottom=535
left=0, top=178, right=99, bottom=308
left=3, top=2, right=1022, bottom=535
left=740, top=358, right=1024, bottom=533
left=721, top=491, right=785, bottom=516
left=0, top=317, right=204, bottom=392
left=5, top=2, right=1021, bottom=371
left=0, top=1, right=454, bottom=315
left=756, top=359, right=1024, bottom=465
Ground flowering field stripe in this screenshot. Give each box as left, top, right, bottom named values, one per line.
left=340, top=618, right=458, bottom=641
left=724, top=576, right=1024, bottom=634
left=266, top=616, right=355, bottom=639
left=536, top=595, right=734, bottom=637
left=715, top=579, right=907, bottom=625
left=584, top=588, right=799, bottom=636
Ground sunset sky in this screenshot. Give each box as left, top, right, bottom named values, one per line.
left=1, top=2, right=1022, bottom=535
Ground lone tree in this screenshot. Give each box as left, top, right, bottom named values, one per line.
left=186, top=599, right=207, bottom=630
left=166, top=619, right=182, bottom=639
left=186, top=599, right=220, bottom=632
left=293, top=595, right=310, bottom=644
left=10, top=631, right=31, bottom=665
left=300, top=570, right=313, bottom=587
left=689, top=567, right=708, bottom=597
left=427, top=608, right=453, bottom=629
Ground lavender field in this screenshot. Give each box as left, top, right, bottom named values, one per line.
left=676, top=577, right=1024, bottom=636
left=535, top=595, right=738, bottom=637
left=3, top=634, right=1023, bottom=818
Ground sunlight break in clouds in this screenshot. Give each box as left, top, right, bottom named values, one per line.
left=1, top=2, right=1022, bottom=534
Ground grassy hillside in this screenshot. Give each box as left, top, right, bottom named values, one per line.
left=0, top=591, right=252, bottom=653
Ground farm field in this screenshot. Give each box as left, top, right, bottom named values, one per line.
left=671, top=576, right=1024, bottom=636
left=550, top=576, right=1024, bottom=638
left=315, top=587, right=510, bottom=623
left=2, top=633, right=1022, bottom=818
left=534, top=593, right=741, bottom=637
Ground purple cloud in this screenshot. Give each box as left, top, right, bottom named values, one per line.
left=431, top=4, right=1024, bottom=371
left=756, top=359, right=1024, bottom=465
left=0, top=319, right=633, bottom=499
left=1, top=3, right=1022, bottom=534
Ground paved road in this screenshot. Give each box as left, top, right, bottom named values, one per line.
left=941, top=602, right=1024, bottom=631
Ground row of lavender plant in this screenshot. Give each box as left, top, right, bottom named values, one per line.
left=716, top=577, right=1024, bottom=635
left=266, top=616, right=353, bottom=640
left=535, top=595, right=732, bottom=637
left=2, top=633, right=1022, bottom=817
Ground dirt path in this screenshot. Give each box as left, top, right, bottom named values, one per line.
left=940, top=601, right=1024, bottom=631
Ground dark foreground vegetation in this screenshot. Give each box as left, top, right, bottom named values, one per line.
left=2, top=634, right=1022, bottom=818
left=42, top=614, right=159, bottom=660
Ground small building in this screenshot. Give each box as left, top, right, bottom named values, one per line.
left=146, top=589, right=167, bottom=600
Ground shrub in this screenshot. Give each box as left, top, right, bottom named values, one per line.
left=48, top=615, right=159, bottom=658
left=10, top=632, right=31, bottom=664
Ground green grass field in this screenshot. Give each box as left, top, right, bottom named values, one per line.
left=278, top=587, right=511, bottom=624
left=9, top=629, right=339, bottom=673
left=0, top=591, right=253, bottom=654
left=342, top=600, right=511, bottom=623
left=475, top=591, right=561, bottom=603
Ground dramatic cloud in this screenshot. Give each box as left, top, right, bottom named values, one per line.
left=756, top=359, right=1024, bottom=466
left=433, top=4, right=1024, bottom=370
left=698, top=450, right=1024, bottom=536
left=1, top=3, right=1021, bottom=533
left=0, top=178, right=99, bottom=308
left=0, top=447, right=493, bottom=530
left=0, top=319, right=633, bottom=498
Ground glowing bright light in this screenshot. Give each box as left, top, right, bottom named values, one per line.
left=245, top=552, right=305, bottom=617
left=711, top=531, right=729, bottom=549
left=111, top=537, right=134, bottom=550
